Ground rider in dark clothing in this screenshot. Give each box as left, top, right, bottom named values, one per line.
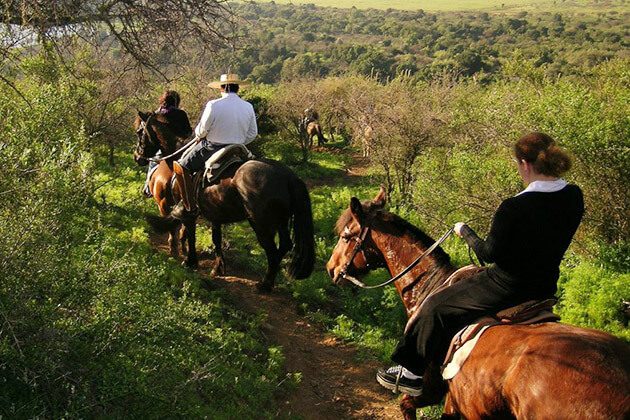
left=377, top=132, right=584, bottom=397
left=143, top=90, right=192, bottom=197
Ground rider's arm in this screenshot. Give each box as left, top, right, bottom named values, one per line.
left=460, top=200, right=515, bottom=264
left=244, top=104, right=258, bottom=144
left=194, top=101, right=214, bottom=140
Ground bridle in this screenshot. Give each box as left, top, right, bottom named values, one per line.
left=337, top=225, right=454, bottom=290
left=338, top=224, right=372, bottom=283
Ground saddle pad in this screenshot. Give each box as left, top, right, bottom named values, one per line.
left=204, top=144, right=253, bottom=170
left=441, top=310, right=560, bottom=381
left=442, top=323, right=492, bottom=380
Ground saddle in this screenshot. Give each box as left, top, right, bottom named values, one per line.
left=441, top=299, right=559, bottom=380
left=199, top=144, right=254, bottom=187
left=403, top=265, right=560, bottom=380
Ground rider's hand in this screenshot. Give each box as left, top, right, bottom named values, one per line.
left=454, top=222, right=466, bottom=237
left=194, top=136, right=202, bottom=144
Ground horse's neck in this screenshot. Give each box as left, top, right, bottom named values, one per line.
left=153, top=119, right=181, bottom=155
left=371, top=229, right=455, bottom=317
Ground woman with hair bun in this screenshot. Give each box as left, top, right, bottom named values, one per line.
left=377, top=132, right=584, bottom=398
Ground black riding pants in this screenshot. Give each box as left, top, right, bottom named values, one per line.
left=391, top=266, right=533, bottom=376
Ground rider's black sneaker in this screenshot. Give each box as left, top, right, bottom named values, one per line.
left=171, top=201, right=199, bottom=221
left=376, top=365, right=423, bottom=396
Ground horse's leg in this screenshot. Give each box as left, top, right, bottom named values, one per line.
left=168, top=221, right=182, bottom=257
left=210, top=222, right=225, bottom=277
left=400, top=395, right=418, bottom=420
left=400, top=364, right=448, bottom=420
left=441, top=394, right=460, bottom=419
left=252, top=224, right=280, bottom=293
left=179, top=223, right=188, bottom=256
left=155, top=189, right=180, bottom=257
left=183, top=218, right=198, bottom=268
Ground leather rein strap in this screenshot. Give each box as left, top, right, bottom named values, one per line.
left=339, top=227, right=454, bottom=290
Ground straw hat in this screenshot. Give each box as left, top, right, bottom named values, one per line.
left=207, top=73, right=250, bottom=89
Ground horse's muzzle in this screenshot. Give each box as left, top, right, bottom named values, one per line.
left=329, top=268, right=347, bottom=287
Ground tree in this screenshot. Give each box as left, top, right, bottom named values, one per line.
left=1, top=0, right=236, bottom=75
left=268, top=80, right=326, bottom=162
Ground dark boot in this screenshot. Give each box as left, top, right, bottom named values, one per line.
left=376, top=365, right=423, bottom=396
left=172, top=161, right=199, bottom=220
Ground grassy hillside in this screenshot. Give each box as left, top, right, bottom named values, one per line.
left=261, top=0, right=628, bottom=12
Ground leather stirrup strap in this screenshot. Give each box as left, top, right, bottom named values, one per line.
left=173, top=162, right=195, bottom=211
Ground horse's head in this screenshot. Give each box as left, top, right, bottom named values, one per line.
left=133, top=111, right=160, bottom=166
left=326, top=187, right=388, bottom=286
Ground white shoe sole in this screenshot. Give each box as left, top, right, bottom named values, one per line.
left=376, top=373, right=423, bottom=396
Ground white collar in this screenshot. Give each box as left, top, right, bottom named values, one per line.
left=221, top=92, right=238, bottom=98
left=516, top=179, right=567, bottom=196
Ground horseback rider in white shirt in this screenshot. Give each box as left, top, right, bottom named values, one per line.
left=172, top=73, right=258, bottom=220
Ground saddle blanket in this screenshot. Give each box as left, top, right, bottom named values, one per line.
left=441, top=307, right=559, bottom=380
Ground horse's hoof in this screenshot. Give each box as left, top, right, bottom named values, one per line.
left=256, top=282, right=274, bottom=294
left=182, top=259, right=198, bottom=269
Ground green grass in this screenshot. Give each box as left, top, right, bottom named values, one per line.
left=261, top=0, right=628, bottom=12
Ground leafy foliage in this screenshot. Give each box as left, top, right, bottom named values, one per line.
left=0, top=77, right=285, bottom=418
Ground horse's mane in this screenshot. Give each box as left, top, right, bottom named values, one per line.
left=141, top=112, right=188, bottom=151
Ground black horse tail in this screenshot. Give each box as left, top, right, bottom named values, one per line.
left=287, top=176, right=315, bottom=280
left=145, top=214, right=180, bottom=233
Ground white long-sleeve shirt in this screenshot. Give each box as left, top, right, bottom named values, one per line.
left=194, top=92, right=258, bottom=145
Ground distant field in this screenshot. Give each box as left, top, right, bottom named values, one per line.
left=262, top=0, right=628, bottom=12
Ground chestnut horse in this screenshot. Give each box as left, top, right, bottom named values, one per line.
left=326, top=188, right=630, bottom=420
left=133, top=111, right=190, bottom=258
left=137, top=115, right=316, bottom=291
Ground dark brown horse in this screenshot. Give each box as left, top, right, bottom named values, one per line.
left=326, top=188, right=630, bottom=420
left=133, top=111, right=190, bottom=258
left=136, top=115, right=316, bottom=291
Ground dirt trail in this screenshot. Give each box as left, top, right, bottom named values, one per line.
left=211, top=274, right=402, bottom=419
left=149, top=155, right=405, bottom=419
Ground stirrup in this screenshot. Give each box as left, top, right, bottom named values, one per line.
left=394, top=368, right=402, bottom=394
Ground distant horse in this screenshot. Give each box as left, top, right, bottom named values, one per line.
left=133, top=111, right=189, bottom=258
left=307, top=121, right=326, bottom=147
left=359, top=124, right=373, bottom=158
left=136, top=113, right=316, bottom=291
left=326, top=188, right=630, bottom=420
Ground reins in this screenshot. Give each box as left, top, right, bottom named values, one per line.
left=148, top=137, right=197, bottom=162
left=138, top=118, right=198, bottom=163
left=339, top=227, right=454, bottom=289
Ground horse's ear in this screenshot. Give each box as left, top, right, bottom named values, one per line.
left=373, top=185, right=387, bottom=208
left=350, top=197, right=364, bottom=223
left=137, top=110, right=150, bottom=121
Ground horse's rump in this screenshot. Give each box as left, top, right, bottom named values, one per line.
left=230, top=159, right=315, bottom=279
left=450, top=323, right=630, bottom=419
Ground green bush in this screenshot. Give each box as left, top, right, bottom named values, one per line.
left=557, top=261, right=630, bottom=341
